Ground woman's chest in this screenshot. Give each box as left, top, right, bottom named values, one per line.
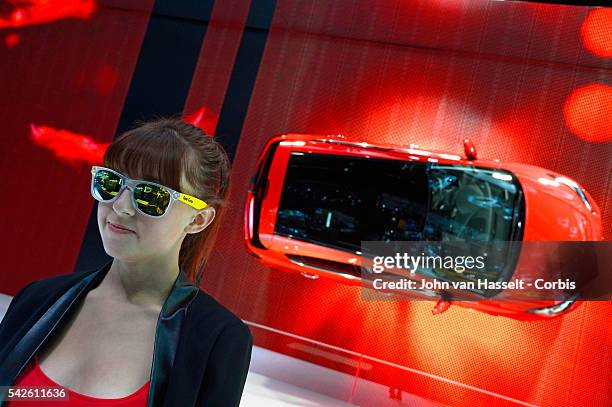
left=37, top=296, right=160, bottom=398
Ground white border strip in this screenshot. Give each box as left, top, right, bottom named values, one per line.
left=244, top=320, right=540, bottom=407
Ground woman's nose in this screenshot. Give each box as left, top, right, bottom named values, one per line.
left=112, top=187, right=136, bottom=216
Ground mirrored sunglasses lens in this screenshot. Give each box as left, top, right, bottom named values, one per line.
left=133, top=183, right=171, bottom=216
left=93, top=169, right=123, bottom=201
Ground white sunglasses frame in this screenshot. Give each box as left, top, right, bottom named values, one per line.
left=90, top=166, right=207, bottom=218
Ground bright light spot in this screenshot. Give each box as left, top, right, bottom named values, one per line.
left=492, top=172, right=513, bottom=181
left=406, top=148, right=432, bottom=156
left=581, top=8, right=612, bottom=58
left=563, top=84, right=612, bottom=143
left=554, top=176, right=578, bottom=189
left=538, top=177, right=560, bottom=187
left=279, top=141, right=306, bottom=146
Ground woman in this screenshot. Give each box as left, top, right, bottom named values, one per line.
left=0, top=118, right=253, bottom=406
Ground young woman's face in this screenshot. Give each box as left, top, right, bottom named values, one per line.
left=96, top=171, right=211, bottom=263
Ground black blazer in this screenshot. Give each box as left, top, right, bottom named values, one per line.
left=0, top=260, right=253, bottom=406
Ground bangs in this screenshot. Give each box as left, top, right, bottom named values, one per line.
left=104, top=125, right=196, bottom=195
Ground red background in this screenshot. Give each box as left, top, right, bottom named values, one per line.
left=0, top=1, right=154, bottom=290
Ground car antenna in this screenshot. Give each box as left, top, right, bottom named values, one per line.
left=463, top=138, right=477, bottom=160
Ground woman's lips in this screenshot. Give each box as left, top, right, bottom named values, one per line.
left=107, top=222, right=135, bottom=234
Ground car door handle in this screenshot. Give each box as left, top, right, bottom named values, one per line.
left=300, top=272, right=320, bottom=280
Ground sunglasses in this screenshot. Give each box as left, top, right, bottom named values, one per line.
left=90, top=166, right=207, bottom=218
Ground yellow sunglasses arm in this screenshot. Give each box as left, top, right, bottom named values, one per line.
left=179, top=193, right=208, bottom=210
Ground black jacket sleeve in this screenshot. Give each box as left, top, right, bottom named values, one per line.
left=196, top=321, right=253, bottom=406
left=0, top=282, right=35, bottom=348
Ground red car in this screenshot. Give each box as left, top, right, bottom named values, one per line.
left=244, top=134, right=604, bottom=320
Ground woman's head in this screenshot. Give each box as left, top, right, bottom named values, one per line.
left=96, top=117, right=231, bottom=285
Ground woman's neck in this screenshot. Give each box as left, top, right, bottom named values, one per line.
left=96, top=258, right=180, bottom=309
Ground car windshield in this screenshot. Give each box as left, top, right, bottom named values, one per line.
left=426, top=164, right=522, bottom=242
left=274, top=152, right=523, bottom=253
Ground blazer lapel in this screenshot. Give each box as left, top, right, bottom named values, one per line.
left=147, top=270, right=198, bottom=407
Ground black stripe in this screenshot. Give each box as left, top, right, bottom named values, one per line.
left=117, top=0, right=216, bottom=131
left=74, top=0, right=216, bottom=272
left=214, top=0, right=277, bottom=163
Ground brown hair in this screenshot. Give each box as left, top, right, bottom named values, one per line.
left=103, top=117, right=231, bottom=285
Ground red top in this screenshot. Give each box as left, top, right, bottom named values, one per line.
left=6, top=354, right=150, bottom=406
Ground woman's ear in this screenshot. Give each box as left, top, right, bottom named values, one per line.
left=185, top=207, right=216, bottom=234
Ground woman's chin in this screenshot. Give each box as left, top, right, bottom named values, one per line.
left=102, top=242, right=137, bottom=260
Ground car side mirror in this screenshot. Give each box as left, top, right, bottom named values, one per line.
left=432, top=299, right=452, bottom=315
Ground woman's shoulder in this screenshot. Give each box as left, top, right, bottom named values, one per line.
left=14, top=264, right=96, bottom=295
left=184, top=289, right=251, bottom=339
left=15, top=267, right=98, bottom=299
